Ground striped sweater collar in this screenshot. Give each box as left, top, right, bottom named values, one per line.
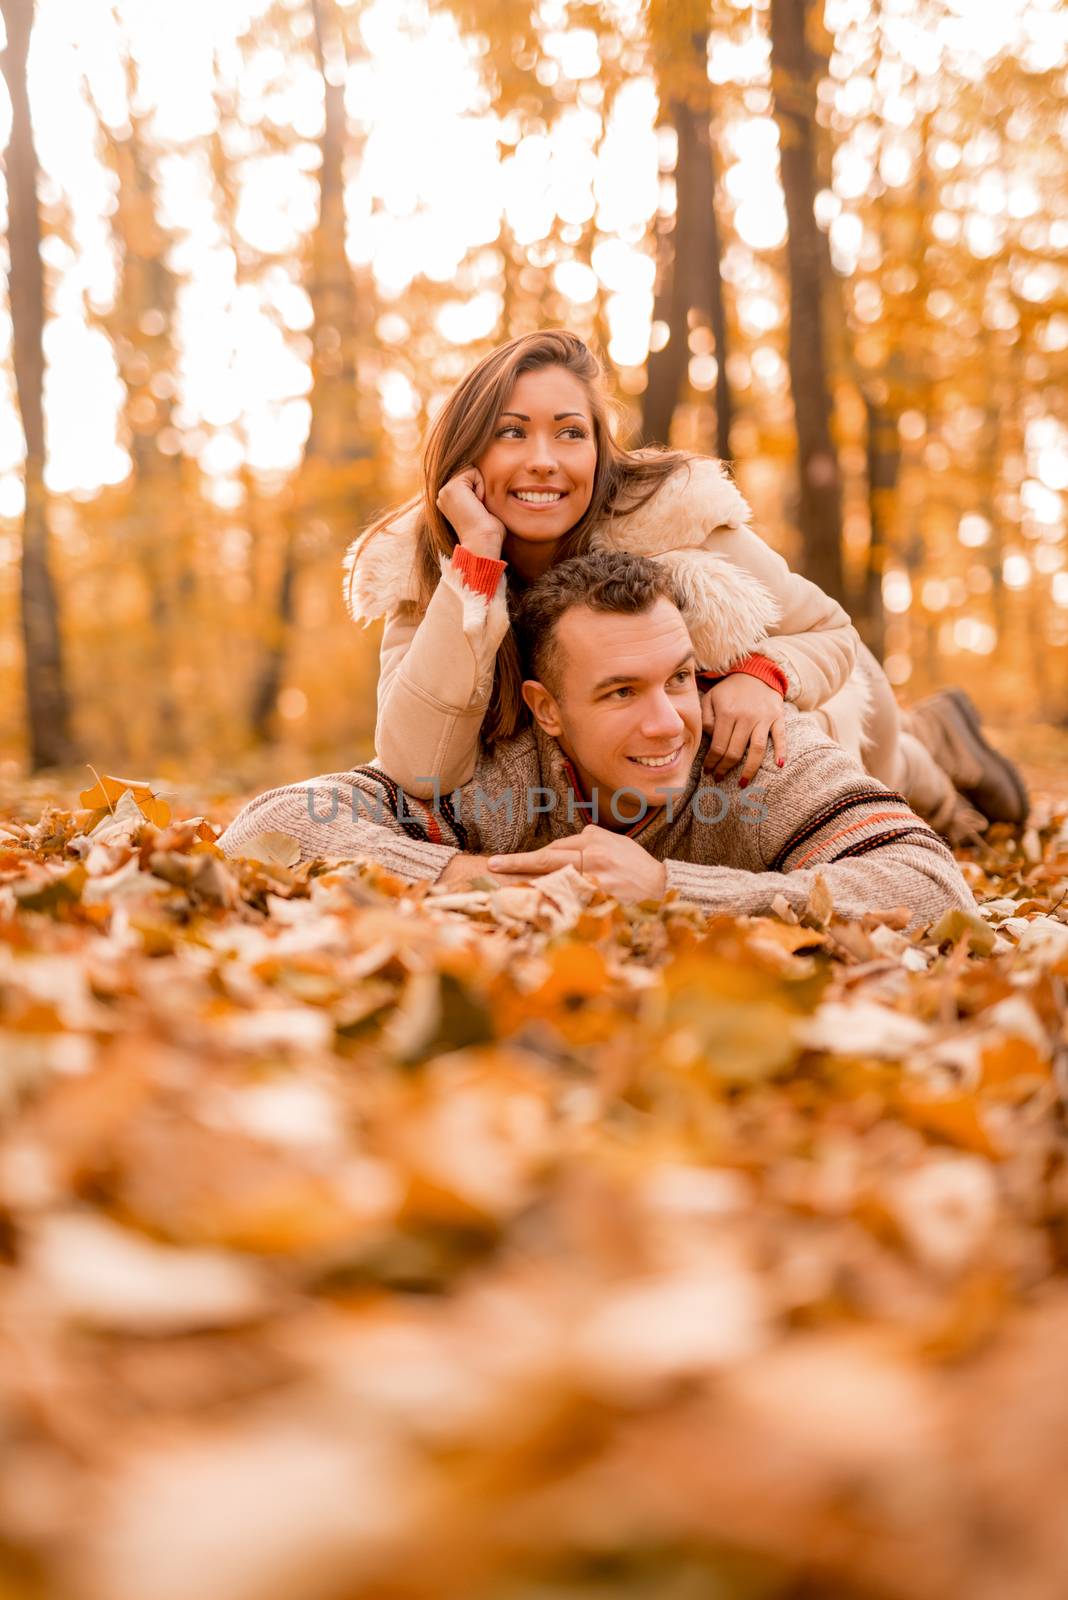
left=531, top=725, right=709, bottom=845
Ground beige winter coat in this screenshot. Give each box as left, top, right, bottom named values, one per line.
left=343, top=456, right=872, bottom=799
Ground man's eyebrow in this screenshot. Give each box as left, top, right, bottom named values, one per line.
left=590, top=650, right=695, bottom=695
left=499, top=411, right=587, bottom=421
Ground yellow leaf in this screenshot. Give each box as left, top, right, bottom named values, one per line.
left=980, top=1036, right=1048, bottom=1090
left=14, top=862, right=87, bottom=914
left=79, top=771, right=171, bottom=829
left=803, top=873, right=834, bottom=927
left=234, top=830, right=302, bottom=868
left=927, top=908, right=996, bottom=956
left=896, top=1088, right=1000, bottom=1158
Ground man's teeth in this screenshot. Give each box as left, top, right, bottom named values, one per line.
left=629, top=749, right=681, bottom=768
left=513, top=490, right=564, bottom=503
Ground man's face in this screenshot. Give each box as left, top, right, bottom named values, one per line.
left=527, top=600, right=703, bottom=817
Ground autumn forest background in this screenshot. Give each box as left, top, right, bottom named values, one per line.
left=1, top=0, right=1065, bottom=786
left=4, top=8, right=1068, bottom=1599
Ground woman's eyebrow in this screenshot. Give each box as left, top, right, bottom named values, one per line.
left=499, top=411, right=587, bottom=421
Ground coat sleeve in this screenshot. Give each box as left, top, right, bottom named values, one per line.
left=374, top=548, right=510, bottom=799
left=706, top=524, right=858, bottom=707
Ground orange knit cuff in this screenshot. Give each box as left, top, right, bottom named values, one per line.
left=726, top=653, right=789, bottom=696
left=451, top=543, right=507, bottom=600
left=697, top=655, right=789, bottom=696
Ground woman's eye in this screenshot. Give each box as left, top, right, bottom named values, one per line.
left=495, top=424, right=588, bottom=440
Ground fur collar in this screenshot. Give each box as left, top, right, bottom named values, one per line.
left=342, top=456, right=780, bottom=674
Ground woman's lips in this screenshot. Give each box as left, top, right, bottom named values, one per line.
left=508, top=489, right=568, bottom=509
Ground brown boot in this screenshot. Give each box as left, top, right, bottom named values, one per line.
left=931, top=787, right=989, bottom=849
left=906, top=689, right=1029, bottom=826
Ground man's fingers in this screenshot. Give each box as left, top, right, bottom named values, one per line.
left=488, top=856, right=557, bottom=875
left=739, top=722, right=772, bottom=784
left=771, top=716, right=787, bottom=768
left=488, top=847, right=575, bottom=874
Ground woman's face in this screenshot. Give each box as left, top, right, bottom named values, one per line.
left=475, top=366, right=598, bottom=546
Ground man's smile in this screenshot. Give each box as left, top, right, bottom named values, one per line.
left=627, top=744, right=686, bottom=770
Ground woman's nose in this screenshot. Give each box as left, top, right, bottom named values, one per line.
left=524, top=432, right=560, bottom=472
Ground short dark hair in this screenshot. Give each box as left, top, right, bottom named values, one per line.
left=513, top=550, right=688, bottom=692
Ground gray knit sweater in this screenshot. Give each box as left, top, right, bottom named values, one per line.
left=219, top=709, right=975, bottom=929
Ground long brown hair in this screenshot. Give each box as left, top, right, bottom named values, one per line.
left=355, top=329, right=691, bottom=744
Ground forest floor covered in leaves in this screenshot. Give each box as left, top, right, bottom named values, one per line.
left=1, top=734, right=1068, bottom=1600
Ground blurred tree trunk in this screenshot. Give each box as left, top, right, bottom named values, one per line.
left=642, top=11, right=732, bottom=458
left=499, top=216, right=522, bottom=340
left=699, top=116, right=732, bottom=463
left=642, top=190, right=691, bottom=449
left=1, top=0, right=77, bottom=770
left=92, top=65, right=187, bottom=746
left=860, top=398, right=898, bottom=662
left=769, top=0, right=845, bottom=602
left=250, top=0, right=364, bottom=739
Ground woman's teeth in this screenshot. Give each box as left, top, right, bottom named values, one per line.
left=512, top=490, right=565, bottom=504
left=629, top=748, right=682, bottom=768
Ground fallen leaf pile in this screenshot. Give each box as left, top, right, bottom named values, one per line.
left=1, top=768, right=1068, bottom=1600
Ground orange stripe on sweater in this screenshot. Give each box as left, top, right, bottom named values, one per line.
left=405, top=795, right=442, bottom=844
left=794, top=809, right=917, bottom=870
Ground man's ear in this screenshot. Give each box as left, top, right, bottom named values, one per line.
left=522, top=678, right=563, bottom=737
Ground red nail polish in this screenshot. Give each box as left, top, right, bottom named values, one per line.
left=777, top=758, right=785, bottom=767
left=739, top=777, right=748, bottom=789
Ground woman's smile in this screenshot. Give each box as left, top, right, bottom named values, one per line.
left=510, top=487, right=568, bottom=506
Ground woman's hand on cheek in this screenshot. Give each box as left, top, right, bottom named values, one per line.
left=436, top=467, right=506, bottom=557
left=701, top=674, right=787, bottom=783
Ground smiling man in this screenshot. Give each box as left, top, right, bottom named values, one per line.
left=220, top=552, right=975, bottom=929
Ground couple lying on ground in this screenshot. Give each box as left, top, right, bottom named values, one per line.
left=222, top=327, right=1026, bottom=923
left=222, top=549, right=976, bottom=929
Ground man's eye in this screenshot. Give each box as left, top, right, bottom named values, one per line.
left=611, top=687, right=633, bottom=699
left=672, top=669, right=694, bottom=684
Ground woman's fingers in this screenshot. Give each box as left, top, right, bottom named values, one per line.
left=738, top=722, right=773, bottom=785
left=703, top=715, right=735, bottom=771
left=771, top=715, right=787, bottom=769
left=711, top=720, right=751, bottom=779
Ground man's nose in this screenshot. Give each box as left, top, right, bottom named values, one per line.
left=639, top=690, right=685, bottom=736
